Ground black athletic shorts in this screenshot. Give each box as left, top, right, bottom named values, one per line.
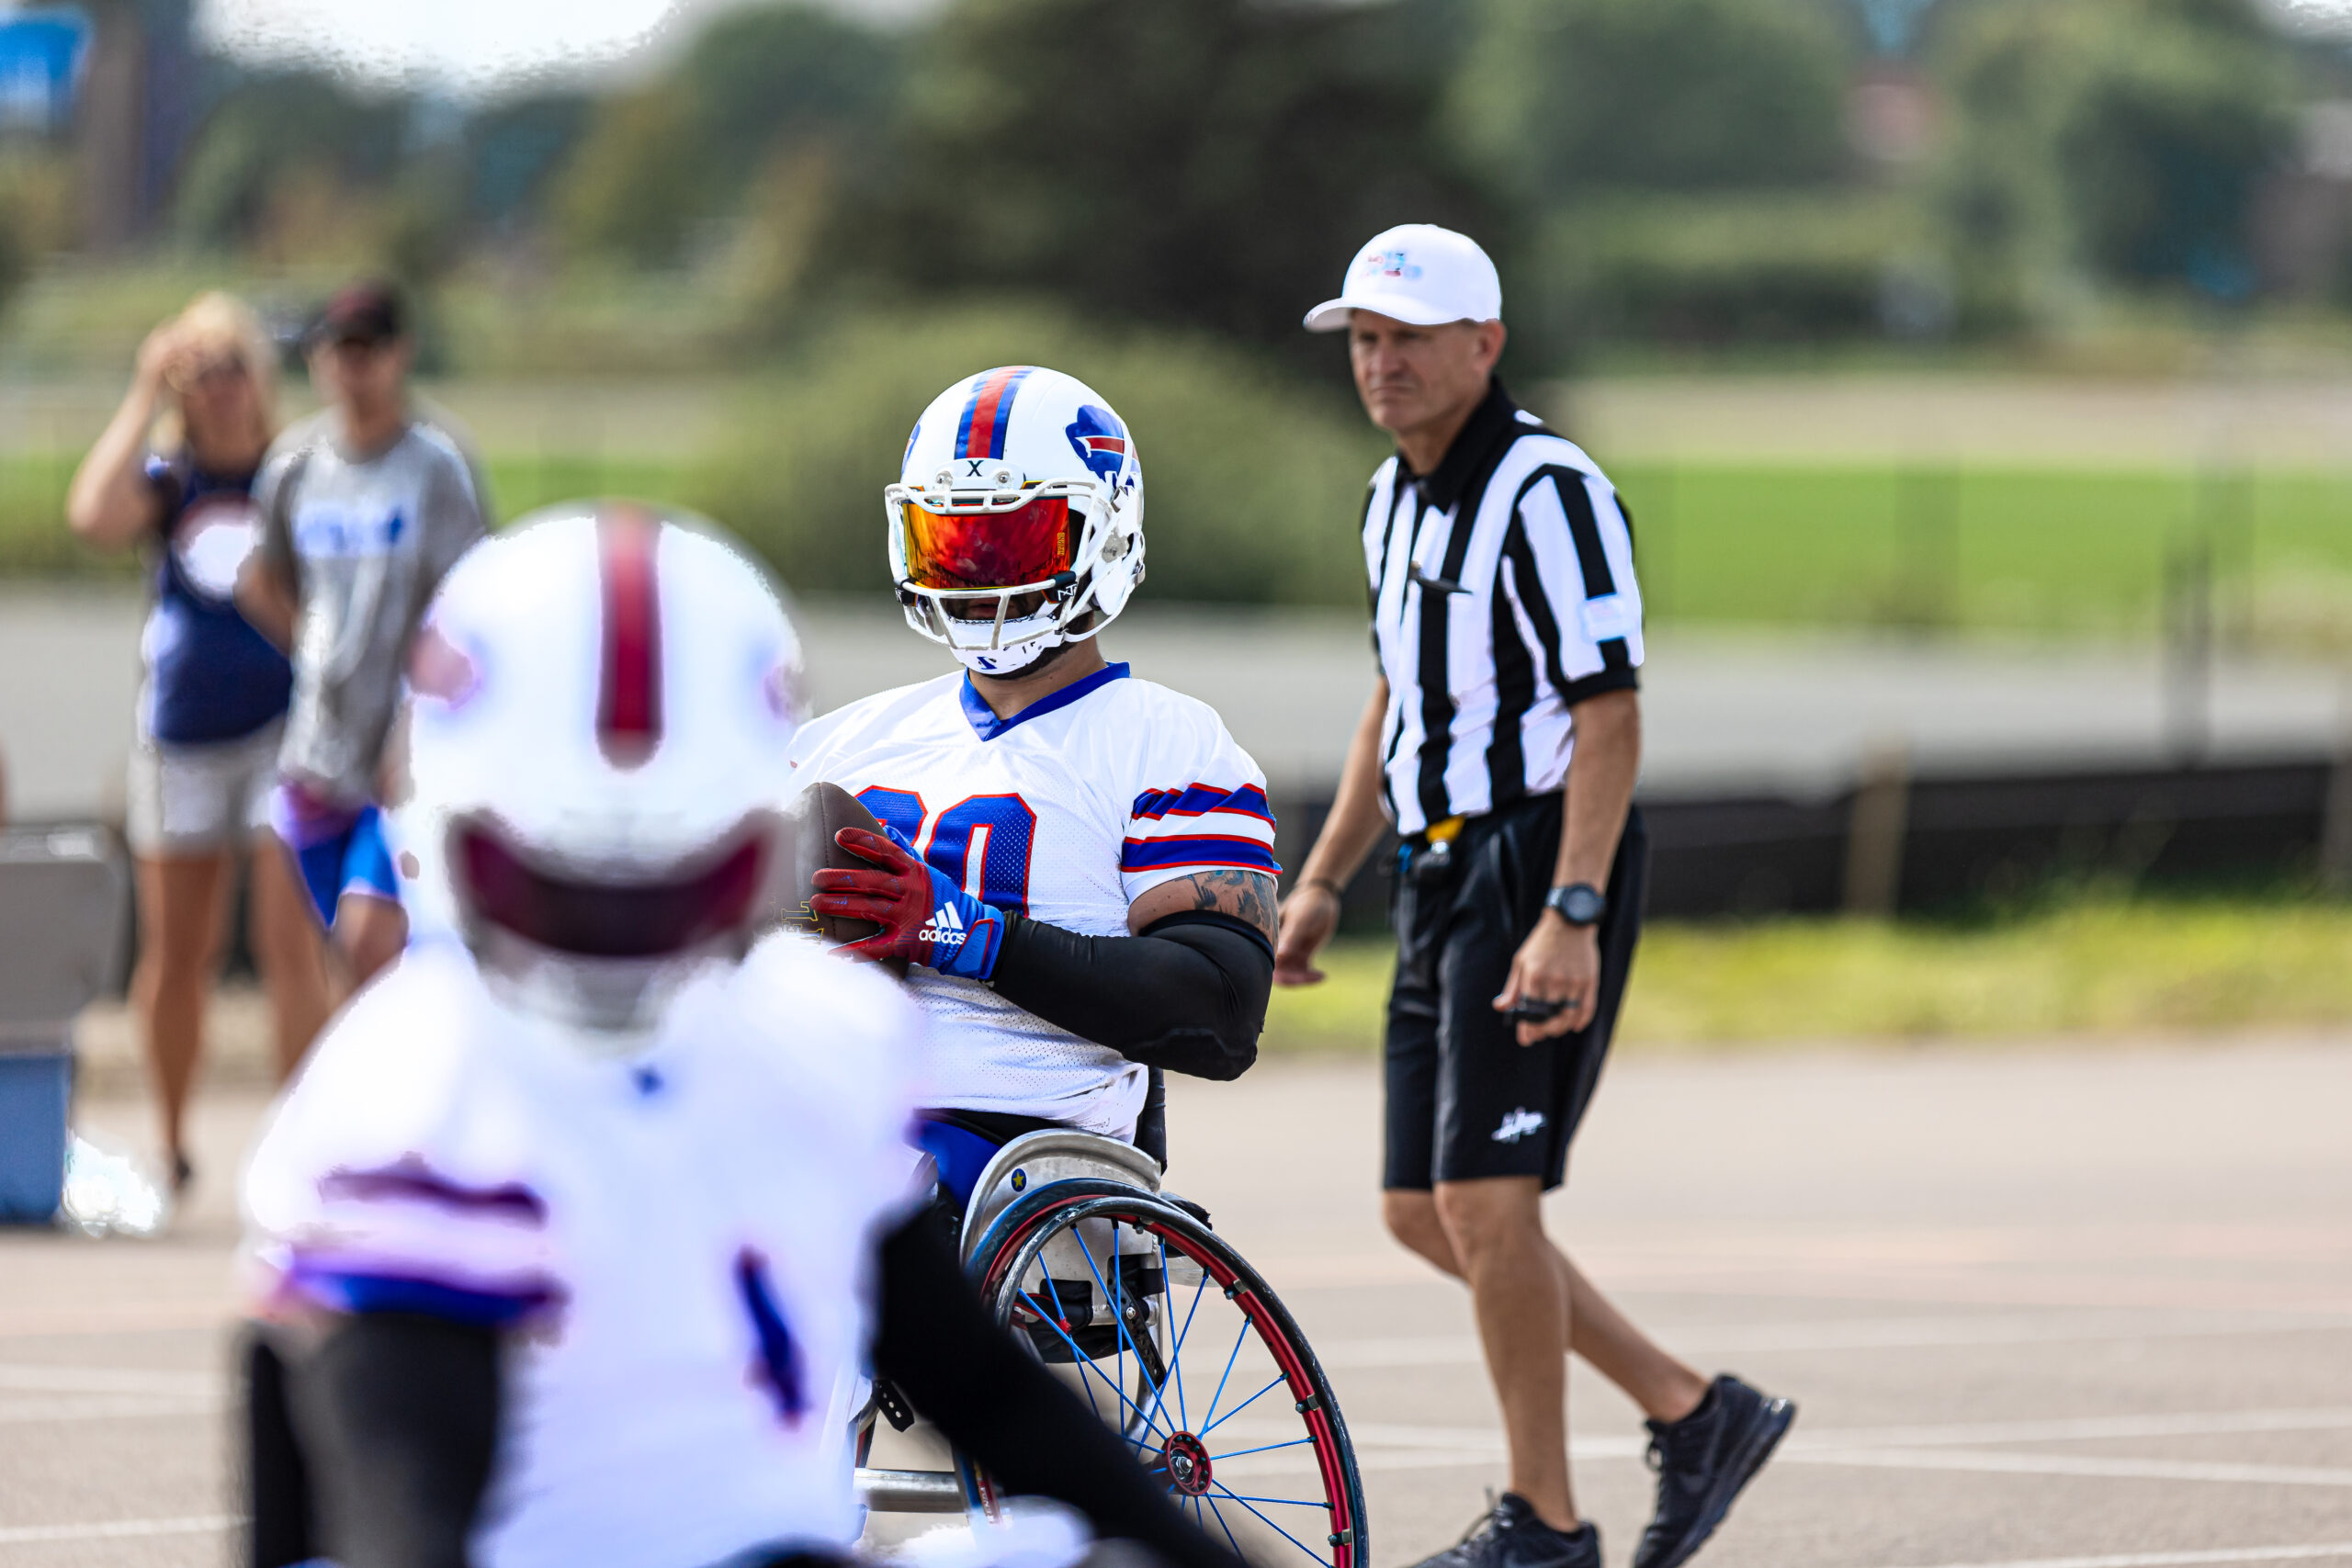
left=1383, top=795, right=1646, bottom=1192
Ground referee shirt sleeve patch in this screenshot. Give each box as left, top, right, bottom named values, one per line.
left=1579, top=592, right=1637, bottom=643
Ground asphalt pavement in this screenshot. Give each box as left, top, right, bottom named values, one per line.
left=4, top=1036, right=2349, bottom=1567
left=5, top=588, right=2346, bottom=824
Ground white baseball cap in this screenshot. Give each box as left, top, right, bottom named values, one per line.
left=1303, top=224, right=1503, bottom=333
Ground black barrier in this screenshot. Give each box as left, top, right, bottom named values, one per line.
left=1273, top=754, right=2344, bottom=925
left=57, top=753, right=2352, bottom=995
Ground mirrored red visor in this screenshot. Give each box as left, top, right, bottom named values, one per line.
left=901, top=495, right=1079, bottom=593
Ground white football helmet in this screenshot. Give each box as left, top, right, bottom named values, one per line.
left=886, top=366, right=1146, bottom=676
left=394, top=503, right=808, bottom=1040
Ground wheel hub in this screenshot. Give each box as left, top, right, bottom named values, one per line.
left=1159, top=1430, right=1214, bottom=1496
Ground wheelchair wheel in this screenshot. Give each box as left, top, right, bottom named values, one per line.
left=964, top=1180, right=1367, bottom=1568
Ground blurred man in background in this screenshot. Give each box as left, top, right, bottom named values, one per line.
left=235, top=282, right=487, bottom=1003
left=1274, top=226, right=1792, bottom=1568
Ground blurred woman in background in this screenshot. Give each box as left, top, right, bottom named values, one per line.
left=66, top=292, right=331, bottom=1195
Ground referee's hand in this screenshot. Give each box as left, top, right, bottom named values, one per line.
left=1495, top=914, right=1600, bottom=1044
left=1272, top=884, right=1341, bottom=986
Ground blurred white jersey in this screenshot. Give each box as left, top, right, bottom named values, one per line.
left=786, top=662, right=1277, bottom=1137
left=242, top=936, right=927, bottom=1568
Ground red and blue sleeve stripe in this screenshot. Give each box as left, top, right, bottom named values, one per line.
left=1121, top=834, right=1281, bottom=874
left=1131, top=783, right=1275, bottom=827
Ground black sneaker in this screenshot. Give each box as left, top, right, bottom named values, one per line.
left=1632, top=1375, right=1795, bottom=1568
left=1409, top=1493, right=1600, bottom=1568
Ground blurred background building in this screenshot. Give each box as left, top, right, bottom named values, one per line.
left=10, top=0, right=2352, bottom=946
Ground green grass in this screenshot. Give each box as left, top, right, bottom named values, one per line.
left=1618, top=463, right=2352, bottom=645
left=0, top=451, right=695, bottom=577
left=1264, top=897, right=2352, bottom=1053
left=11, top=453, right=2352, bottom=649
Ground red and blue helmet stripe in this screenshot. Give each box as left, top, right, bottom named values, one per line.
left=955, top=367, right=1034, bottom=463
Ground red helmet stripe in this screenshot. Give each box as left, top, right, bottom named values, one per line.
left=597, top=511, right=662, bottom=765
left=961, top=367, right=1025, bottom=461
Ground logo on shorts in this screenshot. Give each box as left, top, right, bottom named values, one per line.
left=1491, top=1107, right=1545, bottom=1145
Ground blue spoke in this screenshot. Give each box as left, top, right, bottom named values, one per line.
left=1216, top=1493, right=1329, bottom=1508
left=1033, top=1269, right=1149, bottom=1438
left=1200, top=1314, right=1254, bottom=1434
left=1208, top=1483, right=1331, bottom=1563
left=1072, top=1224, right=1170, bottom=1430
left=1200, top=1491, right=1250, bottom=1563
left=1162, top=1235, right=1203, bottom=1433
left=1202, top=1372, right=1286, bottom=1436
left=1207, top=1437, right=1316, bottom=1461
left=1020, top=1290, right=1166, bottom=1440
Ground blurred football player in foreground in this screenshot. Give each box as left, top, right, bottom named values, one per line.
left=794, top=367, right=1277, bottom=1190
left=239, top=506, right=1247, bottom=1568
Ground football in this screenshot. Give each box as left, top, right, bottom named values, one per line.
left=775, top=780, right=910, bottom=976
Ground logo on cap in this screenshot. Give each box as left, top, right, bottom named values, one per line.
left=1363, top=249, right=1423, bottom=281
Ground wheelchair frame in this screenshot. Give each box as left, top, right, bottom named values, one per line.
left=854, top=1129, right=1367, bottom=1568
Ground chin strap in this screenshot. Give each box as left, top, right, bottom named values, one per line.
left=956, top=632, right=1071, bottom=679
left=808, top=826, right=1005, bottom=980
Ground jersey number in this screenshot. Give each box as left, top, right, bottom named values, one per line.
left=856, top=789, right=1037, bottom=916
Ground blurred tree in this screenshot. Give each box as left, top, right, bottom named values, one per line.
left=840, top=0, right=1496, bottom=352
left=0, top=146, right=76, bottom=320
left=464, top=93, right=594, bottom=228
left=168, top=72, right=403, bottom=248
left=681, top=3, right=899, bottom=194
left=548, top=4, right=899, bottom=267
left=1935, top=0, right=2295, bottom=312
left=551, top=85, right=706, bottom=265
left=1446, top=0, right=1856, bottom=203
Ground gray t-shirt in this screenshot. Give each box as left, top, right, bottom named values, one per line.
left=257, top=411, right=489, bottom=806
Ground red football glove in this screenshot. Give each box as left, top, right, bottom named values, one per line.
left=809, top=827, right=1004, bottom=978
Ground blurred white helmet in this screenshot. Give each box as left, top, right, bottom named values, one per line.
left=886, top=366, right=1145, bottom=676
left=395, top=503, right=808, bottom=1039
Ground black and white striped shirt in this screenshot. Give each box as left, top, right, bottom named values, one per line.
left=1361, top=380, right=1643, bottom=836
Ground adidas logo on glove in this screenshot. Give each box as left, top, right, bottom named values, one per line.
left=918, top=903, right=968, bottom=950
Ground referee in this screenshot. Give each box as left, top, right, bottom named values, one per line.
left=1274, top=226, right=1792, bottom=1568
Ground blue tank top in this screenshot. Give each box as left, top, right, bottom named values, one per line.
left=140, top=452, right=294, bottom=745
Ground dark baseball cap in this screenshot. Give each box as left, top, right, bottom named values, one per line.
left=310, top=281, right=406, bottom=346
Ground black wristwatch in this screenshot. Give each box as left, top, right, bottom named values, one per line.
left=1544, top=883, right=1606, bottom=927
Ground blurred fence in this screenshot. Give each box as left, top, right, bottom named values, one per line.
left=1284, top=751, right=2352, bottom=930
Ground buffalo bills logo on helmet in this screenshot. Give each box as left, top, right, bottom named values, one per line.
left=1066, top=404, right=1128, bottom=482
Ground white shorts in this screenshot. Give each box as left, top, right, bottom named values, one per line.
left=125, top=723, right=282, bottom=856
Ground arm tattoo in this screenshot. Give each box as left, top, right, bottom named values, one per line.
left=1184, top=869, right=1279, bottom=942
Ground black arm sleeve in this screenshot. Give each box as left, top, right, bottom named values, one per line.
left=872, top=1209, right=1248, bottom=1568
left=293, top=1314, right=503, bottom=1568
left=988, top=912, right=1272, bottom=1081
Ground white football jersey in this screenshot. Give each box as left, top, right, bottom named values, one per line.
left=786, top=661, right=1277, bottom=1137
left=242, top=935, right=928, bottom=1568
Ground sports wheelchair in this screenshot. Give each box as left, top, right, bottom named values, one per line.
left=854, top=1097, right=1368, bottom=1568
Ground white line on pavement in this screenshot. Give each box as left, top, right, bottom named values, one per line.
left=1790, top=1447, right=2352, bottom=1488
left=1312, top=1309, right=2352, bottom=1369
left=1788, top=1406, right=2352, bottom=1450
left=1877, top=1540, right=2352, bottom=1568
left=0, top=1514, right=238, bottom=1545
left=0, top=1395, right=221, bottom=1426
left=0, top=1364, right=218, bottom=1397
